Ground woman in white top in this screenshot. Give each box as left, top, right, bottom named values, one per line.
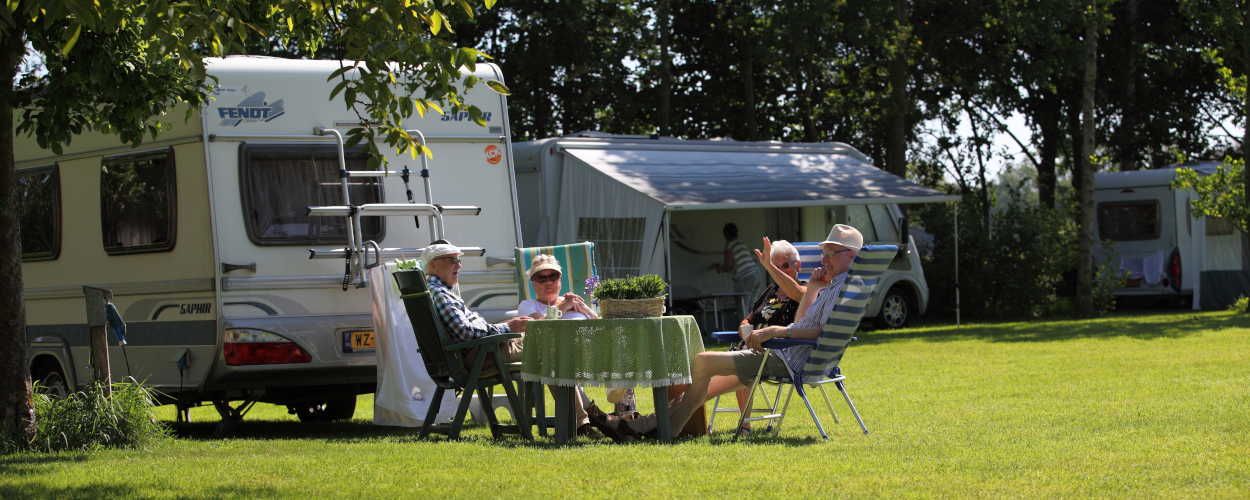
left=517, top=254, right=598, bottom=320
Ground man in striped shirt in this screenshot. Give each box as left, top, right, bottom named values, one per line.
left=715, top=223, right=762, bottom=319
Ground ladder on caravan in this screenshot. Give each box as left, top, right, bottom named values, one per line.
left=301, top=127, right=484, bottom=289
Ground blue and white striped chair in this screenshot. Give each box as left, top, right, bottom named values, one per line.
left=734, top=244, right=897, bottom=440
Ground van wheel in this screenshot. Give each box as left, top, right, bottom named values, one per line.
left=33, top=360, right=69, bottom=399
left=873, top=286, right=914, bottom=329
left=293, top=396, right=357, bottom=422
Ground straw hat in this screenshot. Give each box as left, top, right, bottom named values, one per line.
left=528, top=254, right=563, bottom=280
left=820, top=224, right=863, bottom=251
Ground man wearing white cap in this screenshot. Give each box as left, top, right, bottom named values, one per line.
left=422, top=242, right=531, bottom=360
left=585, top=225, right=865, bottom=440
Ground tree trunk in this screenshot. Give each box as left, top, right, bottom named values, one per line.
left=742, top=27, right=757, bottom=141
left=801, top=79, right=817, bottom=143
left=886, top=0, right=909, bottom=177
left=658, top=0, right=672, bottom=136
left=0, top=22, right=34, bottom=450
left=1117, top=0, right=1140, bottom=171
left=1076, top=0, right=1099, bottom=319
left=1038, top=92, right=1060, bottom=209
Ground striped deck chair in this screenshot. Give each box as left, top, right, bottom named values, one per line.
left=734, top=244, right=898, bottom=440
left=515, top=242, right=597, bottom=301
left=512, top=242, right=598, bottom=436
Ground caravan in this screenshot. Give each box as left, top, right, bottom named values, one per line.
left=20, top=57, right=525, bottom=425
left=511, top=133, right=959, bottom=329
left=1093, top=161, right=1250, bottom=309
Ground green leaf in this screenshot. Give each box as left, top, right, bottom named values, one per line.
left=429, top=10, right=443, bottom=35
left=484, top=0, right=496, bottom=8
left=61, top=23, right=82, bottom=56
left=484, top=79, right=511, bottom=95
left=328, top=65, right=356, bottom=81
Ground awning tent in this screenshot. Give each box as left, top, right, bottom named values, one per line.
left=551, top=144, right=960, bottom=287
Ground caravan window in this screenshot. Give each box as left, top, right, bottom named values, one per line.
left=577, top=217, right=645, bottom=279
left=1097, top=201, right=1160, bottom=241
left=18, top=165, right=61, bottom=261
left=101, top=149, right=177, bottom=254
left=240, top=146, right=384, bottom=246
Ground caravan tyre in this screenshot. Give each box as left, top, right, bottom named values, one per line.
left=33, top=360, right=69, bottom=399
left=873, top=286, right=914, bottom=330
left=294, top=396, right=358, bottom=422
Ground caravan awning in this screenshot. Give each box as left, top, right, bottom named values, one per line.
left=561, top=147, right=961, bottom=211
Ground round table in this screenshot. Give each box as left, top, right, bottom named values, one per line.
left=519, top=315, right=705, bottom=443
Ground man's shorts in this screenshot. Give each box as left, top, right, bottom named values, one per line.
left=730, top=349, right=791, bottom=383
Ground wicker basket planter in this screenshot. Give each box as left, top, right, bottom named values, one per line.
left=598, top=297, right=666, bottom=318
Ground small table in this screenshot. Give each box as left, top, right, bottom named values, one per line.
left=519, top=315, right=705, bottom=444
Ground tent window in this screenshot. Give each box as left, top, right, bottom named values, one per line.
left=18, top=165, right=61, bottom=261
left=1097, top=201, right=1160, bottom=241
left=578, top=217, right=645, bottom=279
left=1207, top=216, right=1234, bottom=236
left=101, top=149, right=177, bottom=255
left=764, top=208, right=801, bottom=243
left=240, top=146, right=384, bottom=246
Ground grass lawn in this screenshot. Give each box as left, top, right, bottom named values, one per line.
left=2, top=310, right=1248, bottom=498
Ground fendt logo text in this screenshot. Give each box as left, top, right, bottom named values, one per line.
left=218, top=92, right=286, bottom=126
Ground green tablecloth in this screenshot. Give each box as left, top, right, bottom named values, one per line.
left=519, top=316, right=705, bottom=389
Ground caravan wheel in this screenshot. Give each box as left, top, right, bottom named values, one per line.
left=873, top=286, right=915, bottom=329
left=33, top=359, right=69, bottom=399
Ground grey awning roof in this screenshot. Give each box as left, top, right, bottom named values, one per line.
left=562, top=147, right=961, bottom=210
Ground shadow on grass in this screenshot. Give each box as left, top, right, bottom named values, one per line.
left=0, top=482, right=284, bottom=499
left=0, top=452, right=87, bottom=475
left=855, top=310, right=1250, bottom=346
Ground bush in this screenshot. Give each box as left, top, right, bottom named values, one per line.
left=29, top=382, right=169, bottom=453
left=1230, top=295, right=1249, bottom=315
left=916, top=199, right=1077, bottom=319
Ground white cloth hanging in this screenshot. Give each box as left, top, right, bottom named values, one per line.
left=1119, top=256, right=1145, bottom=279
left=1142, top=250, right=1167, bottom=286
left=371, top=263, right=456, bottom=426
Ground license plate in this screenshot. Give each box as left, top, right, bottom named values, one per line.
left=343, top=330, right=376, bottom=352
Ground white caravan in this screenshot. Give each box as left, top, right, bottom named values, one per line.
left=20, top=56, right=524, bottom=426
left=1093, top=161, right=1249, bottom=309
left=511, top=133, right=960, bottom=329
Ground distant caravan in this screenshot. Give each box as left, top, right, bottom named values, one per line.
left=20, top=57, right=526, bottom=429
left=1093, top=162, right=1250, bottom=309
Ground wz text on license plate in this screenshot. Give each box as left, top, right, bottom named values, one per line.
left=343, top=330, right=376, bottom=353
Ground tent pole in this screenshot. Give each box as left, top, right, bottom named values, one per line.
left=954, top=204, right=960, bottom=328
left=665, top=211, right=673, bottom=314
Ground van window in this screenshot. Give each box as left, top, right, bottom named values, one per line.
left=577, top=217, right=645, bottom=279
left=101, top=149, right=176, bottom=254
left=18, top=165, right=61, bottom=261
left=845, top=205, right=878, bottom=242
left=867, top=204, right=899, bottom=242
left=1097, top=201, right=1160, bottom=241
left=240, top=146, right=384, bottom=246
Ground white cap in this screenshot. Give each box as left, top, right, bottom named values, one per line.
left=420, top=242, right=463, bottom=270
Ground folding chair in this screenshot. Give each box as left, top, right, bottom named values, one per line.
left=513, top=241, right=598, bottom=436
left=733, top=245, right=898, bottom=440
left=393, top=268, right=532, bottom=440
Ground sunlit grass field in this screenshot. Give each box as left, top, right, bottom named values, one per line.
left=2, top=310, right=1247, bottom=498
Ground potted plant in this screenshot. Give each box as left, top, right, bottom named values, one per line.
left=587, top=274, right=668, bottom=318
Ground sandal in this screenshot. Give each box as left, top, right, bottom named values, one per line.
left=586, top=412, right=630, bottom=443
left=736, top=426, right=751, bottom=438
left=577, top=423, right=605, bottom=439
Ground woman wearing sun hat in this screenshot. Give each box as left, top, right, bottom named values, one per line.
left=517, top=254, right=598, bottom=320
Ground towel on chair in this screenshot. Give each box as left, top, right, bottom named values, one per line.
left=370, top=263, right=456, bottom=426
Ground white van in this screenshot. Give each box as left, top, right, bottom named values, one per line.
left=20, top=56, right=524, bottom=426
left=511, top=132, right=958, bottom=328
left=1093, top=161, right=1250, bottom=309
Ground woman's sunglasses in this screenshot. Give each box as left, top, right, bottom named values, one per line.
left=531, top=272, right=561, bottom=284
left=779, top=261, right=798, bottom=269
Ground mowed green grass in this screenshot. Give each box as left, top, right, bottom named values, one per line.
left=2, top=310, right=1248, bottom=498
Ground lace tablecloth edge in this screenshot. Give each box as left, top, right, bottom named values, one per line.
left=517, top=373, right=694, bottom=389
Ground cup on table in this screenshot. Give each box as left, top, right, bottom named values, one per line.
left=547, top=305, right=562, bottom=319
left=739, top=323, right=753, bottom=340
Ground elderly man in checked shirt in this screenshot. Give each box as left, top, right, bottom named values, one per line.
left=422, top=242, right=599, bottom=437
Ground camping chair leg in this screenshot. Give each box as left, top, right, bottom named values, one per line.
left=420, top=387, right=447, bottom=439
left=449, top=348, right=490, bottom=439
left=772, top=385, right=796, bottom=437
left=837, top=380, right=869, bottom=435
left=817, top=383, right=840, bottom=423
left=764, top=384, right=782, bottom=433
left=734, top=349, right=772, bottom=442
left=796, top=384, right=829, bottom=440
left=495, top=356, right=532, bottom=440
left=707, top=394, right=721, bottom=434
left=477, top=386, right=503, bottom=438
